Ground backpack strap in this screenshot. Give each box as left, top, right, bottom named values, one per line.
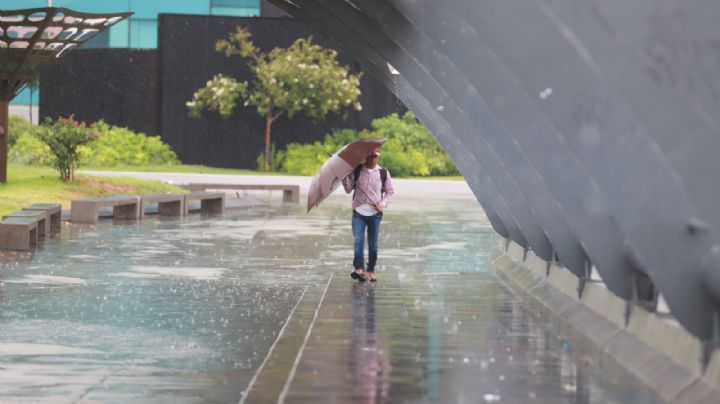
left=353, top=164, right=363, bottom=184
left=352, top=165, right=363, bottom=200
left=380, top=168, right=387, bottom=196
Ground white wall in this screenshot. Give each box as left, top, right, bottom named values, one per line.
left=9, top=104, right=38, bottom=125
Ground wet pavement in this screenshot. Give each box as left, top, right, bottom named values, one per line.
left=0, top=178, right=662, bottom=403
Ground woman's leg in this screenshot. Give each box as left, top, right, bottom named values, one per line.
left=366, top=213, right=382, bottom=273
left=352, top=211, right=367, bottom=271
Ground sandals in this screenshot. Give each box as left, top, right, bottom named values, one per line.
left=350, top=269, right=378, bottom=283
left=350, top=270, right=367, bottom=283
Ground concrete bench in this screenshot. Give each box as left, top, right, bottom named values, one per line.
left=184, top=192, right=225, bottom=215
left=3, top=210, right=50, bottom=238
left=184, top=183, right=300, bottom=204
left=140, top=194, right=185, bottom=219
left=0, top=217, right=38, bottom=251
left=24, top=203, right=62, bottom=229
left=71, top=196, right=141, bottom=224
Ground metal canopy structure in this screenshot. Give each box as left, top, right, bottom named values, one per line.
left=0, top=7, right=132, bottom=183
left=267, top=0, right=720, bottom=356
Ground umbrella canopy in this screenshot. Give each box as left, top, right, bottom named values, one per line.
left=307, top=137, right=386, bottom=213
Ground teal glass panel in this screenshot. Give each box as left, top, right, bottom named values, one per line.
left=211, top=0, right=258, bottom=8
left=210, top=7, right=259, bottom=17
left=43, top=0, right=132, bottom=14
left=108, top=19, right=130, bottom=48
left=129, top=19, right=157, bottom=48
left=9, top=86, right=39, bottom=106
left=128, top=0, right=208, bottom=19
left=0, top=1, right=46, bottom=9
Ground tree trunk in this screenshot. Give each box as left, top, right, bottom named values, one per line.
left=0, top=100, right=8, bottom=184
left=264, top=113, right=273, bottom=172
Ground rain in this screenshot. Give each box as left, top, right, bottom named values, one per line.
left=0, top=184, right=661, bottom=402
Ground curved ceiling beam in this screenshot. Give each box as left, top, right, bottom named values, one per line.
left=303, top=0, right=558, bottom=264
left=266, top=2, right=517, bottom=241
left=268, top=1, right=531, bottom=248
left=269, top=0, right=720, bottom=339
left=441, top=0, right=720, bottom=339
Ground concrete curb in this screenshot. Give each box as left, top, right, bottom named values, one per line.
left=492, top=240, right=720, bottom=403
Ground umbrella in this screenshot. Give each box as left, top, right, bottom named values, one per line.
left=307, top=137, right=386, bottom=213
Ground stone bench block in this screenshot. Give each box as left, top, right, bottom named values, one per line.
left=3, top=210, right=50, bottom=238
left=25, top=203, right=62, bottom=229
left=140, top=194, right=185, bottom=219
left=0, top=217, right=38, bottom=251
left=184, top=192, right=225, bottom=215
left=184, top=183, right=300, bottom=204
left=71, top=196, right=141, bottom=224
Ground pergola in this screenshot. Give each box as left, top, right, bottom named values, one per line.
left=0, top=7, right=132, bottom=183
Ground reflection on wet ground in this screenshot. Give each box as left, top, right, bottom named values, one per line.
left=0, top=193, right=662, bottom=403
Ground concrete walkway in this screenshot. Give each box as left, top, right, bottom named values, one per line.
left=0, top=174, right=661, bottom=402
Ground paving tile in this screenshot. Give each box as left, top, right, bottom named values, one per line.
left=0, top=193, right=663, bottom=402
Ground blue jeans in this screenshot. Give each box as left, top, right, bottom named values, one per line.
left=352, top=211, right=383, bottom=273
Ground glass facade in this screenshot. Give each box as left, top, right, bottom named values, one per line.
left=2, top=0, right=260, bottom=107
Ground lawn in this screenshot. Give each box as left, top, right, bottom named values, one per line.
left=0, top=165, right=186, bottom=217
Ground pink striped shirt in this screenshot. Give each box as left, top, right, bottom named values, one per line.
left=342, top=165, right=395, bottom=211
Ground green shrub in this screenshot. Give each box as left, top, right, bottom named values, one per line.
left=370, top=112, right=457, bottom=177
left=8, top=115, right=35, bottom=148
left=276, top=112, right=457, bottom=177
left=274, top=128, right=372, bottom=175
left=35, top=115, right=97, bottom=182
left=9, top=118, right=180, bottom=169
left=256, top=143, right=284, bottom=172
left=79, top=120, right=179, bottom=167
left=9, top=133, right=54, bottom=166
left=280, top=141, right=331, bottom=176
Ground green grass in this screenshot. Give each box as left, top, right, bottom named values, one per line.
left=0, top=165, right=187, bottom=217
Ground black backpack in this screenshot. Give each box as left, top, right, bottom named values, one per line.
left=353, top=164, right=387, bottom=197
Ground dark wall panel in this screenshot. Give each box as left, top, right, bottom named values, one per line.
left=260, top=0, right=291, bottom=17
left=158, top=15, right=404, bottom=168
left=39, top=15, right=403, bottom=168
left=40, top=49, right=160, bottom=136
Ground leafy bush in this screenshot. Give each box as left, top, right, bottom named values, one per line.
left=370, top=112, right=457, bottom=177
left=9, top=118, right=179, bottom=169
left=277, top=128, right=364, bottom=175
left=276, top=112, right=457, bottom=177
left=79, top=120, right=179, bottom=167
left=35, top=115, right=97, bottom=182
left=256, top=143, right=285, bottom=172
left=8, top=115, right=34, bottom=148
left=9, top=133, right=54, bottom=166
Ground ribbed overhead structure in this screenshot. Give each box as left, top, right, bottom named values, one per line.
left=267, top=0, right=720, bottom=348
left=0, top=7, right=132, bottom=182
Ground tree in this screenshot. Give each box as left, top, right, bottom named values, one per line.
left=187, top=26, right=362, bottom=171
left=35, top=115, right=97, bottom=182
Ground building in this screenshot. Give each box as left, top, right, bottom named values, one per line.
left=0, top=0, right=286, bottom=122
